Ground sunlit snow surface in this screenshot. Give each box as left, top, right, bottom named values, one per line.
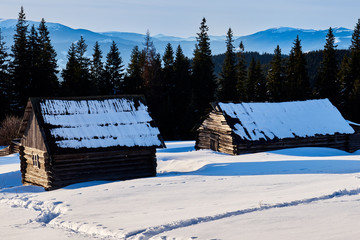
left=1, top=142, right=360, bottom=239
left=39, top=98, right=162, bottom=149
left=218, top=99, right=354, bottom=141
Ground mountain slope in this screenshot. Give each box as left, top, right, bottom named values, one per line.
left=0, top=18, right=354, bottom=68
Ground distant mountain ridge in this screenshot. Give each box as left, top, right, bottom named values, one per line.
left=0, top=18, right=353, bottom=69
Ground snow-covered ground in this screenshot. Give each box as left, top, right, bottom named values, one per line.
left=1, top=141, right=360, bottom=239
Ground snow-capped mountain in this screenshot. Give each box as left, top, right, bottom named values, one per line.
left=237, top=27, right=353, bottom=54
left=0, top=18, right=354, bottom=69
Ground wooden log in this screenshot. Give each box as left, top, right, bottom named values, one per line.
left=52, top=153, right=156, bottom=165
left=52, top=158, right=155, bottom=171
left=53, top=149, right=155, bottom=161
left=23, top=146, right=48, bottom=158
left=52, top=161, right=155, bottom=177
left=50, top=167, right=156, bottom=184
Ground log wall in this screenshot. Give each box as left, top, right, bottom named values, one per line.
left=56, top=149, right=156, bottom=190
left=196, top=111, right=236, bottom=155
left=196, top=111, right=360, bottom=155
left=21, top=146, right=157, bottom=190
left=349, top=134, right=360, bottom=152
left=235, top=134, right=356, bottom=155
left=20, top=146, right=51, bottom=188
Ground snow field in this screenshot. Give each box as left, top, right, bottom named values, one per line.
left=0, top=141, right=360, bottom=239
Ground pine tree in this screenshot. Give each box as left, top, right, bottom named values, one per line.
left=74, top=36, right=91, bottom=96
left=338, top=54, right=352, bottom=108
left=350, top=19, right=360, bottom=82
left=61, top=43, right=80, bottom=96
left=191, top=17, right=216, bottom=116
left=217, top=28, right=237, bottom=101
left=236, top=41, right=247, bottom=101
left=314, top=28, right=340, bottom=105
left=123, top=45, right=143, bottom=94
left=9, top=6, right=30, bottom=114
left=246, top=58, right=257, bottom=101
left=36, top=18, right=59, bottom=96
left=285, top=35, right=310, bottom=100
left=159, top=43, right=177, bottom=139
left=246, top=58, right=266, bottom=101
left=28, top=25, right=41, bottom=96
left=267, top=45, right=285, bottom=101
left=89, top=41, right=103, bottom=95
left=173, top=45, right=192, bottom=138
left=142, top=30, right=157, bottom=88
left=103, top=41, right=124, bottom=95
left=254, top=60, right=267, bottom=101
left=0, top=28, right=10, bottom=119
left=173, top=45, right=191, bottom=104
left=162, top=43, right=175, bottom=87
left=349, top=19, right=360, bottom=119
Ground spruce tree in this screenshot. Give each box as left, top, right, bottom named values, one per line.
left=246, top=58, right=257, bottom=101
left=246, top=58, right=266, bottom=101
left=348, top=19, right=360, bottom=121
left=236, top=41, right=247, bottom=101
left=338, top=54, right=352, bottom=108
left=9, top=6, right=30, bottom=114
left=61, top=43, right=80, bottom=96
left=254, top=60, right=267, bottom=101
left=350, top=19, right=360, bottom=82
left=267, top=45, right=285, bottom=101
left=123, top=45, right=143, bottom=94
left=173, top=45, right=192, bottom=138
left=36, top=18, right=59, bottom=96
left=142, top=30, right=157, bottom=88
left=141, top=31, right=162, bottom=108
left=0, top=28, right=10, bottom=119
left=191, top=17, right=216, bottom=116
left=162, top=43, right=175, bottom=87
left=173, top=45, right=191, bottom=105
left=75, top=36, right=91, bottom=95
left=217, top=28, right=237, bottom=101
left=28, top=25, right=41, bottom=96
left=285, top=35, right=310, bottom=100
left=160, top=43, right=176, bottom=139
left=314, top=28, right=340, bottom=105
left=103, top=41, right=124, bottom=95
left=89, top=41, right=103, bottom=95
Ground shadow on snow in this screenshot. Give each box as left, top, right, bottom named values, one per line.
left=159, top=160, right=360, bottom=177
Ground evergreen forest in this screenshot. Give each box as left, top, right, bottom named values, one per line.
left=1, top=7, right=360, bottom=140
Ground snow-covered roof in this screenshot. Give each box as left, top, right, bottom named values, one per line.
left=27, top=96, right=164, bottom=153
left=215, top=99, right=354, bottom=142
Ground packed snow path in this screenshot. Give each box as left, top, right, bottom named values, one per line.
left=1, top=142, right=360, bottom=239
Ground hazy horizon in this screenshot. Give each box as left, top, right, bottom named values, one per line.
left=1, top=0, right=360, bottom=37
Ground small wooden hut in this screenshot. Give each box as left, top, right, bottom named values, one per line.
left=196, top=99, right=359, bottom=155
left=18, top=96, right=165, bottom=190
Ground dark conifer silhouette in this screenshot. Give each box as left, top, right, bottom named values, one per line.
left=103, top=41, right=124, bottom=94
left=9, top=6, right=30, bottom=114
left=314, top=28, right=340, bottom=105
left=90, top=41, right=104, bottom=95
left=285, top=35, right=310, bottom=100
left=217, top=28, right=237, bottom=101
left=123, top=45, right=143, bottom=94
left=267, top=45, right=285, bottom=101
left=191, top=17, right=216, bottom=119
left=236, top=41, right=247, bottom=101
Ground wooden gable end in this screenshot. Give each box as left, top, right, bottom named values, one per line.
left=196, top=111, right=236, bottom=155
left=20, top=107, right=47, bottom=152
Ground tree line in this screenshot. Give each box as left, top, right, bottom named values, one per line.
left=1, top=7, right=360, bottom=140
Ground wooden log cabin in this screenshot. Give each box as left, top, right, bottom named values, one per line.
left=196, top=99, right=360, bottom=155
left=18, top=96, right=165, bottom=190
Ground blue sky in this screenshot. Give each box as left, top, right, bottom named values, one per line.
left=1, top=0, right=360, bottom=37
